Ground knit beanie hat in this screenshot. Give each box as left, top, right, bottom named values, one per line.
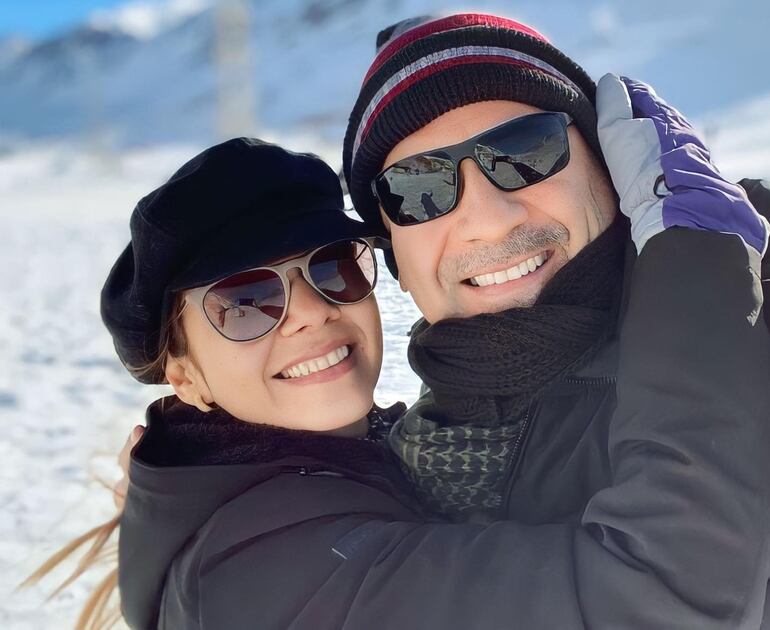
left=343, top=13, right=601, bottom=247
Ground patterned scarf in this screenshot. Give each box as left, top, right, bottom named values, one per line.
left=389, top=217, right=628, bottom=517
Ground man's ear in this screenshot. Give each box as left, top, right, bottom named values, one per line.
left=165, top=354, right=214, bottom=412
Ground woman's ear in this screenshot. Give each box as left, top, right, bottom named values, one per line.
left=165, top=354, right=214, bottom=412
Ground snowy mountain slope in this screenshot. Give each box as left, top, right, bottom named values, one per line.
left=1, top=0, right=768, bottom=148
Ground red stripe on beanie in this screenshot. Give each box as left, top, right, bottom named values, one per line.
left=364, top=13, right=549, bottom=84
left=359, top=55, right=552, bottom=150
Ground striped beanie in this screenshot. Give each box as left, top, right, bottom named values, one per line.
left=343, top=13, right=601, bottom=239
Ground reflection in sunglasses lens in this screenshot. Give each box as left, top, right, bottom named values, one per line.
left=203, top=269, right=285, bottom=341
left=477, top=114, right=569, bottom=189
left=309, top=240, right=375, bottom=302
left=378, top=154, right=456, bottom=224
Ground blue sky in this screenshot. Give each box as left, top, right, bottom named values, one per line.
left=0, top=1, right=134, bottom=38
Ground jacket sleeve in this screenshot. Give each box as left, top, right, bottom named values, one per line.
left=180, top=229, right=770, bottom=630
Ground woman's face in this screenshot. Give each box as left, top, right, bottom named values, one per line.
left=173, top=267, right=383, bottom=434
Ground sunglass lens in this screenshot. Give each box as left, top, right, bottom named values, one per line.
left=376, top=154, right=456, bottom=225
left=475, top=113, right=569, bottom=190
left=308, top=240, right=376, bottom=303
left=203, top=269, right=285, bottom=341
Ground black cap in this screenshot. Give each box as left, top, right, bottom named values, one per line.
left=101, top=138, right=372, bottom=384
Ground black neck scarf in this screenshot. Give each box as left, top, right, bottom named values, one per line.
left=390, top=217, right=628, bottom=517
left=141, top=396, right=405, bottom=475
left=407, top=216, right=629, bottom=427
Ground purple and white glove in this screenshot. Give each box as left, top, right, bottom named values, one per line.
left=596, top=73, right=769, bottom=258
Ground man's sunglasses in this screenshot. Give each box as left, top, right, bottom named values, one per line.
left=184, top=238, right=378, bottom=342
left=372, top=111, right=573, bottom=226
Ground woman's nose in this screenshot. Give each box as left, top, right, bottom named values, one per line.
left=277, top=269, right=341, bottom=337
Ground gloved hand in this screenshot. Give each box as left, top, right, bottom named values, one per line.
left=596, top=73, right=769, bottom=258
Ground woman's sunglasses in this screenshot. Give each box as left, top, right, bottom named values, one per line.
left=184, top=238, right=378, bottom=342
left=371, top=111, right=573, bottom=226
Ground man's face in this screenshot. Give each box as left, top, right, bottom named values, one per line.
left=380, top=100, right=618, bottom=323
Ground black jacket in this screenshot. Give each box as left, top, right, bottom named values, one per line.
left=120, top=226, right=770, bottom=629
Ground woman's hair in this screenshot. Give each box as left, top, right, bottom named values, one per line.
left=134, top=295, right=190, bottom=384
left=22, top=295, right=188, bottom=629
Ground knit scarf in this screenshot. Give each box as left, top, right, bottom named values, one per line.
left=389, top=217, right=628, bottom=517
left=142, top=396, right=405, bottom=476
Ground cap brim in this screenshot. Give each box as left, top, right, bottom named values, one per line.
left=169, top=209, right=376, bottom=291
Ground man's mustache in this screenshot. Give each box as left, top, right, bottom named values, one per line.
left=442, top=222, right=569, bottom=280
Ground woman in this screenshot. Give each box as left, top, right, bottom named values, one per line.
left=28, top=137, right=423, bottom=628
left=106, top=138, right=436, bottom=629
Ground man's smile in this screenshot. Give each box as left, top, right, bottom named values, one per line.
left=466, top=250, right=551, bottom=287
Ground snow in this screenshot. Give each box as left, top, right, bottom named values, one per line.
left=2, top=1, right=769, bottom=627
left=88, top=0, right=212, bottom=40
left=701, top=91, right=770, bottom=182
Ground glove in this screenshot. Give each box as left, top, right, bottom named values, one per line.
left=596, top=73, right=769, bottom=258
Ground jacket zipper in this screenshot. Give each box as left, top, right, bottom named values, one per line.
left=500, top=402, right=534, bottom=516
left=561, top=375, right=616, bottom=386
left=293, top=464, right=423, bottom=516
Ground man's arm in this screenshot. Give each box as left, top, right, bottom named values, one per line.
left=578, top=226, right=770, bottom=628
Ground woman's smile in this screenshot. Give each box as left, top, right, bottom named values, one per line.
left=276, top=342, right=356, bottom=384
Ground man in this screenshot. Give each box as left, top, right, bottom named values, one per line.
left=338, top=12, right=770, bottom=627
left=115, top=13, right=770, bottom=630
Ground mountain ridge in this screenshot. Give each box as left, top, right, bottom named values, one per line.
left=1, top=0, right=766, bottom=148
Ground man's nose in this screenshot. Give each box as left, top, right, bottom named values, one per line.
left=450, top=158, right=528, bottom=242
left=277, top=269, right=341, bottom=337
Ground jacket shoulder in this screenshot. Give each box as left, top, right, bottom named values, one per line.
left=199, top=471, right=418, bottom=557
left=160, top=471, right=420, bottom=629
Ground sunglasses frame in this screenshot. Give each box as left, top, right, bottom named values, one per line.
left=372, top=111, right=573, bottom=226
left=184, top=236, right=383, bottom=342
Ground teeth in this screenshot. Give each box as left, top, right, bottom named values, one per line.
left=470, top=252, right=548, bottom=288
left=506, top=265, right=521, bottom=281
left=484, top=254, right=544, bottom=286
left=479, top=273, right=494, bottom=287
left=282, top=345, right=350, bottom=379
